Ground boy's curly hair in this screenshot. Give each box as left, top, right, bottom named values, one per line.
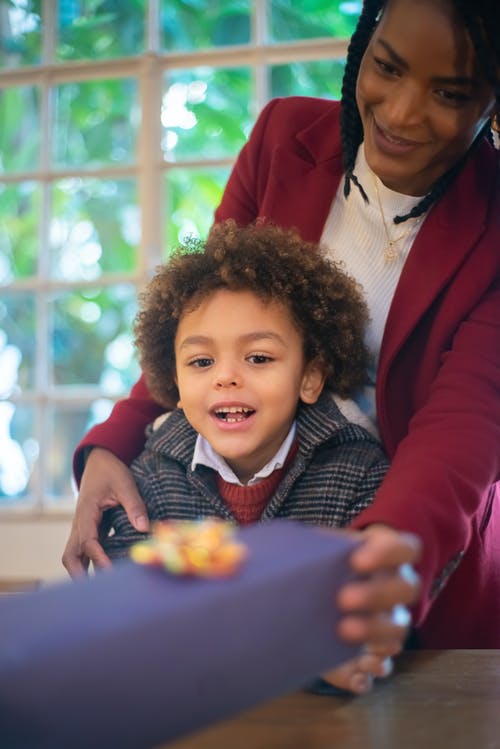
left=134, top=220, right=369, bottom=407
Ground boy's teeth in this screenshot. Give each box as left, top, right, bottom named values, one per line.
left=215, top=406, right=254, bottom=422
left=216, top=406, right=252, bottom=413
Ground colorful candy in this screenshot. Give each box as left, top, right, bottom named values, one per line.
left=130, top=519, right=248, bottom=577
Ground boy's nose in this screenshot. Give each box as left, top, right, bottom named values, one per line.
left=215, top=375, right=239, bottom=388
left=214, top=365, right=240, bottom=389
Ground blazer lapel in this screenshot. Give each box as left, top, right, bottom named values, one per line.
left=379, top=140, right=496, bottom=377
left=259, top=105, right=345, bottom=243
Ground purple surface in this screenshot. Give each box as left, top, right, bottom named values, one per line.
left=0, top=520, right=360, bottom=749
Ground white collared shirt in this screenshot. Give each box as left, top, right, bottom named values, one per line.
left=191, top=421, right=297, bottom=486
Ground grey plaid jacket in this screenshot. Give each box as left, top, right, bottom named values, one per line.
left=104, top=391, right=389, bottom=559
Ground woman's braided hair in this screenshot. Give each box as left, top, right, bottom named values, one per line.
left=340, top=0, right=500, bottom=224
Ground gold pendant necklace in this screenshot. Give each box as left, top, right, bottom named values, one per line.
left=373, top=174, right=422, bottom=262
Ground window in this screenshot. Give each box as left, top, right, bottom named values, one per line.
left=0, top=0, right=359, bottom=513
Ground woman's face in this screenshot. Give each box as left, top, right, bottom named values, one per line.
left=356, top=0, right=496, bottom=195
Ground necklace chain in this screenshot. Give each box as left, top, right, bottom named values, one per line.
left=373, top=174, right=422, bottom=262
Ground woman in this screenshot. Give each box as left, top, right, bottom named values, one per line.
left=64, top=0, right=499, bottom=652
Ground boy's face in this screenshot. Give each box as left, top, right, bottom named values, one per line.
left=175, top=288, right=324, bottom=484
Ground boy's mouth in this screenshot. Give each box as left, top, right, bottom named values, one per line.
left=214, top=406, right=255, bottom=423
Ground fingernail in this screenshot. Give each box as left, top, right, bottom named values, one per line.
left=135, top=515, right=149, bottom=533
left=399, top=563, right=419, bottom=586
left=381, top=657, right=393, bottom=677
left=352, top=674, right=373, bottom=694
left=392, top=604, right=411, bottom=627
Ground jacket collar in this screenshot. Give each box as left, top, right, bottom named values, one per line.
left=261, top=103, right=345, bottom=243
left=295, top=391, right=375, bottom=455
left=379, top=138, right=499, bottom=374
left=295, top=102, right=344, bottom=165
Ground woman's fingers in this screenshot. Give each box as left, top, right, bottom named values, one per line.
left=340, top=525, right=421, bottom=612
left=349, top=524, right=422, bottom=576
left=337, top=609, right=411, bottom=646
left=337, top=567, right=419, bottom=612
left=62, top=448, right=148, bottom=577
left=321, top=652, right=394, bottom=695
left=334, top=525, right=422, bottom=655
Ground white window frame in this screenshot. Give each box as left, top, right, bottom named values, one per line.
left=1, top=0, right=350, bottom=517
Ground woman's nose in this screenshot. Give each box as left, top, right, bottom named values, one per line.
left=385, top=83, right=425, bottom=129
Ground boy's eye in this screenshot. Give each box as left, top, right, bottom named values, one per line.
left=189, top=357, right=213, bottom=368
left=247, top=354, right=273, bottom=364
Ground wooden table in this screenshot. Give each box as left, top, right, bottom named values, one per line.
left=163, top=651, right=500, bottom=749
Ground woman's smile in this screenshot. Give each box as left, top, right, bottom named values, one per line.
left=356, top=0, right=496, bottom=195
left=372, top=117, right=428, bottom=153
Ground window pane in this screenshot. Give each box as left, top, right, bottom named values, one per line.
left=57, top=0, right=145, bottom=61
left=53, top=79, right=139, bottom=168
left=0, top=401, right=37, bottom=505
left=165, top=167, right=230, bottom=253
left=50, top=178, right=139, bottom=281
left=50, top=285, right=139, bottom=390
left=270, top=59, right=346, bottom=99
left=0, top=86, right=40, bottom=172
left=0, top=0, right=41, bottom=68
left=44, top=400, right=114, bottom=501
left=0, top=292, right=35, bottom=392
left=270, top=0, right=361, bottom=42
left=0, top=182, right=40, bottom=281
left=162, top=68, right=253, bottom=162
left=161, top=0, right=250, bottom=52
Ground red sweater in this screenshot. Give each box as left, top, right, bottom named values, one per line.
left=216, top=442, right=299, bottom=524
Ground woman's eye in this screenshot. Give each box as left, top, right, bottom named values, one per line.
left=374, top=57, right=399, bottom=76
left=189, top=357, right=213, bottom=368
left=436, top=89, right=471, bottom=105
left=247, top=354, right=273, bottom=365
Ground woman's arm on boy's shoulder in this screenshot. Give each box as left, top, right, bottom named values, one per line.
left=63, top=447, right=151, bottom=576
left=64, top=376, right=169, bottom=578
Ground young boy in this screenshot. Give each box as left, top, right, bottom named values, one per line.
left=104, top=219, right=391, bottom=692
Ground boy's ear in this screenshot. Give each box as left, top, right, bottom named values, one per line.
left=299, top=360, right=326, bottom=404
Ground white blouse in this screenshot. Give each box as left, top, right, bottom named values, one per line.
left=320, top=145, right=426, bottom=426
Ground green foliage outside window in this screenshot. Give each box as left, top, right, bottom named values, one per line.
left=0, top=0, right=358, bottom=503
left=270, top=0, right=361, bottom=41
left=0, top=0, right=42, bottom=67
left=161, top=0, right=251, bottom=51
left=57, top=0, right=145, bottom=60
left=53, top=79, right=139, bottom=168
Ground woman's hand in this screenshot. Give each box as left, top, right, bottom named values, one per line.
left=62, top=448, right=149, bottom=578
left=318, top=525, right=421, bottom=695
left=337, top=524, right=421, bottom=659
left=321, top=648, right=394, bottom=695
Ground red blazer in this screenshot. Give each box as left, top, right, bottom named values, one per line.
left=76, top=98, right=500, bottom=648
